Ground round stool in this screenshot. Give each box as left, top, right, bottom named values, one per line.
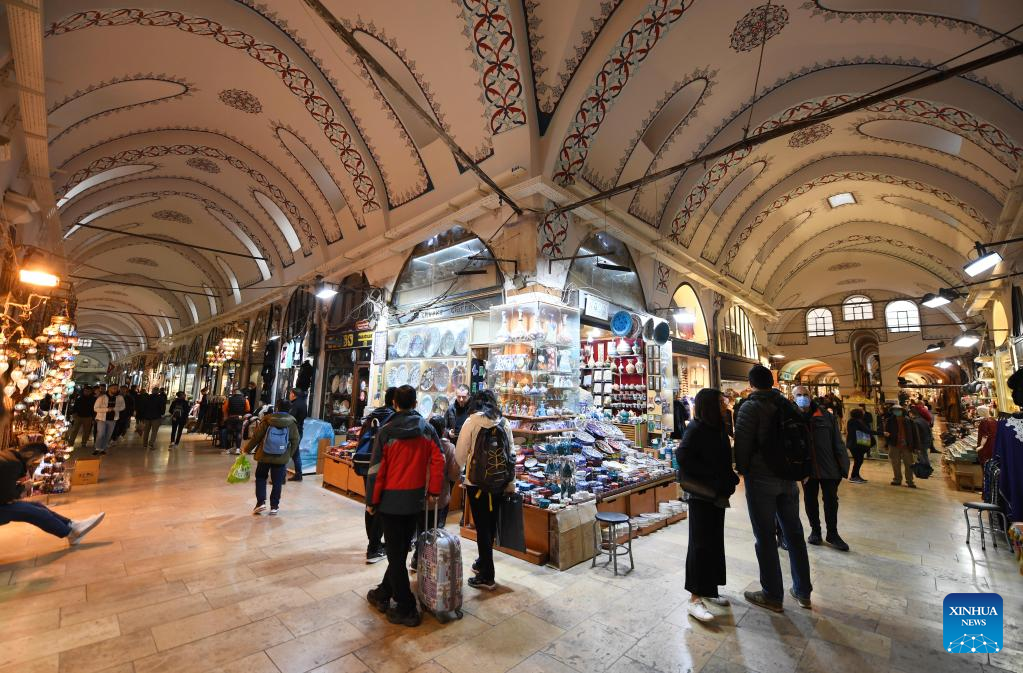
left=591, top=511, right=634, bottom=575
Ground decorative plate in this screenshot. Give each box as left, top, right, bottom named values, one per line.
left=330, top=374, right=341, bottom=393
left=395, top=331, right=412, bottom=358
left=434, top=364, right=450, bottom=391
left=434, top=395, right=450, bottom=415
left=610, top=311, right=632, bottom=336
left=524, top=457, right=538, bottom=469
left=424, top=327, right=440, bottom=358
left=420, top=367, right=435, bottom=391
left=386, top=366, right=400, bottom=388
left=451, top=365, right=465, bottom=389
left=574, top=431, right=596, bottom=445
left=408, top=365, right=422, bottom=389
left=395, top=363, right=409, bottom=387
left=341, top=374, right=352, bottom=394
left=454, top=329, right=469, bottom=355
left=417, top=394, right=433, bottom=417
left=408, top=332, right=425, bottom=358
left=440, top=330, right=456, bottom=356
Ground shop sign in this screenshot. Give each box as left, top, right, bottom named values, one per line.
left=325, top=329, right=373, bottom=351
left=583, top=294, right=610, bottom=321
left=372, top=331, right=388, bottom=365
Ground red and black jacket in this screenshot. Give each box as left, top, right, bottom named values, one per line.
left=368, top=411, right=446, bottom=515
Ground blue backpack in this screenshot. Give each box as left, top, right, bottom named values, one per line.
left=263, top=425, right=290, bottom=456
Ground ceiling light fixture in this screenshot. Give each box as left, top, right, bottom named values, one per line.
left=673, top=308, right=696, bottom=324
left=935, top=360, right=952, bottom=369
left=18, top=249, right=60, bottom=288
left=921, top=288, right=959, bottom=308
left=962, top=236, right=1023, bottom=276
left=925, top=341, right=945, bottom=353
left=314, top=275, right=338, bottom=300
left=771, top=354, right=785, bottom=359
left=827, top=192, right=856, bottom=208
left=952, top=330, right=981, bottom=348
left=595, top=261, right=633, bottom=272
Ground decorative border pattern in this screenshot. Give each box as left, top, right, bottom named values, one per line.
left=59, top=142, right=318, bottom=254
left=552, top=0, right=692, bottom=186
left=127, top=256, right=158, bottom=266
left=186, top=157, right=220, bottom=173
left=670, top=94, right=1020, bottom=245
left=788, top=122, right=832, bottom=147
left=46, top=8, right=382, bottom=213
left=152, top=209, right=190, bottom=224
left=827, top=262, right=861, bottom=271
left=729, top=4, right=789, bottom=53
left=458, top=0, right=527, bottom=134
left=524, top=0, right=623, bottom=119
left=655, top=262, right=669, bottom=294
left=74, top=237, right=227, bottom=289
left=47, top=73, right=193, bottom=144
left=218, top=89, right=263, bottom=114
left=718, top=169, right=993, bottom=276
left=538, top=205, right=569, bottom=258
left=836, top=278, right=866, bottom=285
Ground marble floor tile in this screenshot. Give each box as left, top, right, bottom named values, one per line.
left=542, top=619, right=638, bottom=672
left=625, top=621, right=722, bottom=673
left=57, top=631, right=158, bottom=673
left=266, top=619, right=371, bottom=673
left=434, top=612, right=564, bottom=673
left=506, top=652, right=582, bottom=673
left=133, top=617, right=292, bottom=673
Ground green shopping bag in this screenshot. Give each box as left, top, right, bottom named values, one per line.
left=227, top=454, right=252, bottom=484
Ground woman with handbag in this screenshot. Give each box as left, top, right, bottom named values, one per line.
left=846, top=408, right=873, bottom=484
left=679, top=388, right=739, bottom=622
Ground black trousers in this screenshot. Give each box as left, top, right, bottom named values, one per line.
left=376, top=512, right=418, bottom=613
left=849, top=447, right=867, bottom=480
left=684, top=499, right=726, bottom=598
left=466, top=486, right=502, bottom=582
left=803, top=478, right=840, bottom=535
left=364, top=477, right=384, bottom=554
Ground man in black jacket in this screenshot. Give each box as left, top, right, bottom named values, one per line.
left=733, top=365, right=813, bottom=613
left=66, top=386, right=96, bottom=450
left=443, top=386, right=471, bottom=441
left=0, top=445, right=105, bottom=544
left=357, top=387, right=397, bottom=563
left=137, top=388, right=165, bottom=451
left=287, top=389, right=308, bottom=481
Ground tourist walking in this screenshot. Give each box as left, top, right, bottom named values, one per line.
left=287, top=388, right=308, bottom=480
left=794, top=386, right=850, bottom=551
left=111, top=385, right=134, bottom=443
left=365, top=385, right=446, bottom=627
left=846, top=408, right=873, bottom=483
left=355, top=387, right=396, bottom=564
left=66, top=385, right=96, bottom=450
left=137, top=388, right=164, bottom=450
left=678, top=388, right=739, bottom=622
left=455, top=389, right=516, bottom=591
left=93, top=384, right=125, bottom=455
left=245, top=399, right=299, bottom=515
left=884, top=405, right=920, bottom=487
left=168, top=392, right=190, bottom=447
left=733, top=365, right=813, bottom=612
left=221, top=388, right=250, bottom=455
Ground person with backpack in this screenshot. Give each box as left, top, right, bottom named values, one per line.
left=846, top=408, right=874, bottom=484
left=907, top=407, right=934, bottom=479
left=245, top=399, right=299, bottom=515
left=733, top=365, right=813, bottom=613
left=793, top=386, right=850, bottom=552
left=221, top=387, right=251, bottom=455
left=356, top=387, right=396, bottom=564
left=365, top=385, right=446, bottom=627
left=168, top=392, right=190, bottom=447
left=410, top=415, right=461, bottom=571
left=287, top=389, right=308, bottom=481
left=454, top=389, right=516, bottom=591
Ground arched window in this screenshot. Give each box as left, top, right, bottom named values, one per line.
left=885, top=300, right=920, bottom=332
left=806, top=308, right=834, bottom=337
left=720, top=305, right=759, bottom=360
left=392, top=226, right=502, bottom=309
left=842, top=295, right=874, bottom=321
left=567, top=232, right=646, bottom=312
left=670, top=283, right=708, bottom=344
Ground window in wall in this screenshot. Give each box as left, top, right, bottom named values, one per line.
left=806, top=308, right=835, bottom=337
left=885, top=300, right=920, bottom=332
left=392, top=226, right=502, bottom=308
left=720, top=305, right=759, bottom=360
left=842, top=295, right=874, bottom=321
left=567, top=232, right=646, bottom=312
left=670, top=283, right=708, bottom=344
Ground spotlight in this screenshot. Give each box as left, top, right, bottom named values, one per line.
left=925, top=341, right=945, bottom=353
left=935, top=360, right=952, bottom=369
left=921, top=288, right=959, bottom=308
left=952, top=330, right=981, bottom=348
left=314, top=275, right=337, bottom=300
left=963, top=242, right=1002, bottom=277
left=673, top=308, right=696, bottom=324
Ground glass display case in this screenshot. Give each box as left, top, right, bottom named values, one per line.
left=580, top=334, right=648, bottom=422
left=381, top=317, right=473, bottom=419
left=486, top=300, right=581, bottom=425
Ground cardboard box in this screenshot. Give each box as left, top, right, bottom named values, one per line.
left=71, top=458, right=101, bottom=486
left=548, top=502, right=597, bottom=570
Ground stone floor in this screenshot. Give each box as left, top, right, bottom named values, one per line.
left=1, top=427, right=1019, bottom=673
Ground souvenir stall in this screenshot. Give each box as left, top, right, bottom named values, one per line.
left=323, top=226, right=503, bottom=497
left=206, top=324, right=245, bottom=393
left=183, top=334, right=204, bottom=400
left=277, top=288, right=316, bottom=403
left=200, top=326, right=225, bottom=395
left=321, top=274, right=377, bottom=432
left=163, top=343, right=188, bottom=395
left=244, top=306, right=271, bottom=402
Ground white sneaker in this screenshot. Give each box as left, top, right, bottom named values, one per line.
left=269, top=508, right=279, bottom=516
left=705, top=596, right=730, bottom=606
left=687, top=599, right=714, bottom=622
left=253, top=504, right=266, bottom=515
left=67, top=512, right=106, bottom=545
left=231, top=449, right=241, bottom=455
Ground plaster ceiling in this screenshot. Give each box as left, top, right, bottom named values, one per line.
left=37, top=0, right=1023, bottom=356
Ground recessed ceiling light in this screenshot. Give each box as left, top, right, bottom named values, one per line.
left=827, top=192, right=856, bottom=208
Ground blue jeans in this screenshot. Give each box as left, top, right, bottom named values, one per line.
left=255, top=462, right=287, bottom=508
left=95, top=420, right=115, bottom=451
left=0, top=501, right=72, bottom=538
left=744, top=473, right=813, bottom=601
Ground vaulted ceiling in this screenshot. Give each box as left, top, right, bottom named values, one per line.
left=40, top=0, right=1023, bottom=357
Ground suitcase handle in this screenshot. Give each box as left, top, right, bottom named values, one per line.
left=424, top=466, right=438, bottom=530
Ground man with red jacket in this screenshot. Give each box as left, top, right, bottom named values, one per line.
left=365, top=385, right=445, bottom=627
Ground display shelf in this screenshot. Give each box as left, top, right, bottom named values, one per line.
left=511, top=427, right=572, bottom=436
left=507, top=414, right=575, bottom=421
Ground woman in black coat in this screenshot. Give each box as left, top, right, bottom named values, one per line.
left=845, top=407, right=874, bottom=484
left=678, top=388, right=739, bottom=623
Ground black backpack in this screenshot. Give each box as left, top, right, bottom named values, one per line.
left=353, top=417, right=379, bottom=477
left=761, top=398, right=812, bottom=481
left=468, top=422, right=515, bottom=493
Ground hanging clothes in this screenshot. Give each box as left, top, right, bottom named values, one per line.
left=994, top=416, right=1023, bottom=522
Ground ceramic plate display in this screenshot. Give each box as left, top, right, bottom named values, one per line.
left=439, top=330, right=456, bottom=356
left=395, top=330, right=412, bottom=358
left=420, top=367, right=435, bottom=391
left=341, top=375, right=352, bottom=394
left=338, top=401, right=350, bottom=415
left=454, top=329, right=469, bottom=355
left=417, top=394, right=433, bottom=417
left=434, top=395, right=450, bottom=415
left=408, top=364, right=422, bottom=389
left=434, top=364, right=450, bottom=391
left=524, top=457, right=538, bottom=469
left=330, top=374, right=341, bottom=393
left=424, top=327, right=440, bottom=357
left=408, top=331, right=425, bottom=358
left=386, top=366, right=400, bottom=388
left=395, top=363, right=409, bottom=387
left=450, top=365, right=465, bottom=389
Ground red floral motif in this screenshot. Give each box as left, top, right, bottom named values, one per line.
left=45, top=9, right=381, bottom=213
left=538, top=207, right=569, bottom=258
left=460, top=0, right=527, bottom=134
left=656, top=262, right=669, bottom=293
left=670, top=95, right=1020, bottom=245
left=787, top=122, right=832, bottom=148
left=553, top=0, right=692, bottom=186
left=60, top=144, right=317, bottom=254
left=729, top=4, right=789, bottom=53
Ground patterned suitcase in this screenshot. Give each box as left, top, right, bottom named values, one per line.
left=415, top=507, right=463, bottom=622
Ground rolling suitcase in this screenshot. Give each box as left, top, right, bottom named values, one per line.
left=415, top=500, right=463, bottom=623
